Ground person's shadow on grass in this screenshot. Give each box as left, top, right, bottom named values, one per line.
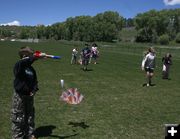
left=34, top=125, right=78, bottom=139
left=80, top=67, right=93, bottom=72
left=68, top=121, right=89, bottom=129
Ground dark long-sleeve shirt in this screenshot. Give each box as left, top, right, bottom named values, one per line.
left=82, top=47, right=91, bottom=59
left=162, top=57, right=172, bottom=65
left=13, top=56, right=38, bottom=95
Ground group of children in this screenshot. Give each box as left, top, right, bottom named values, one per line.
left=71, top=42, right=99, bottom=71
left=141, top=47, right=172, bottom=87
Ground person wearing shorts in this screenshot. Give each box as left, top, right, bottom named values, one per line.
left=141, top=47, right=156, bottom=86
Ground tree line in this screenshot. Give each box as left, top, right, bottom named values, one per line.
left=0, top=9, right=179, bottom=43
left=135, top=9, right=180, bottom=44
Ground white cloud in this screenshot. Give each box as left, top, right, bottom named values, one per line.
left=0, top=20, right=20, bottom=26
left=164, top=0, right=180, bottom=5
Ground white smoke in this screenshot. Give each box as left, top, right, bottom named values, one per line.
left=164, top=0, right=180, bottom=5
left=0, top=20, right=20, bottom=26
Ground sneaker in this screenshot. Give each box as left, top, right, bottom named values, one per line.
left=146, top=83, right=149, bottom=87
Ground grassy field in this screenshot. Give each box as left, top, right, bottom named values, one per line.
left=0, top=41, right=180, bottom=139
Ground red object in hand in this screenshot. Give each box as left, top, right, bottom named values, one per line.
left=34, top=51, right=41, bottom=58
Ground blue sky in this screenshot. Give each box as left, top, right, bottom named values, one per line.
left=0, top=0, right=179, bottom=26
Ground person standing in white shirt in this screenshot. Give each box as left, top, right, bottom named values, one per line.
left=71, top=48, right=78, bottom=64
left=141, top=47, right=156, bottom=86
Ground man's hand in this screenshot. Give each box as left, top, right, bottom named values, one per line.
left=40, top=52, right=46, bottom=57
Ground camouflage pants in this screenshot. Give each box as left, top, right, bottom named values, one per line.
left=11, top=92, right=35, bottom=139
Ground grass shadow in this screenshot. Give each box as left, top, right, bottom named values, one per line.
left=80, top=68, right=93, bottom=72
left=68, top=122, right=89, bottom=129
left=150, top=83, right=156, bottom=86
left=86, top=69, right=93, bottom=72
left=34, top=125, right=78, bottom=139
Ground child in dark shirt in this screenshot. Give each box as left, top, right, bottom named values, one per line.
left=162, top=53, right=172, bottom=79
left=81, top=44, right=91, bottom=71
left=11, top=46, right=46, bottom=139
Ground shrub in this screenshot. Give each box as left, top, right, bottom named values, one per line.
left=175, top=33, right=180, bottom=43
left=158, top=34, right=169, bottom=45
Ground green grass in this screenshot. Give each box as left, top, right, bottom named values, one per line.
left=0, top=41, right=180, bottom=139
